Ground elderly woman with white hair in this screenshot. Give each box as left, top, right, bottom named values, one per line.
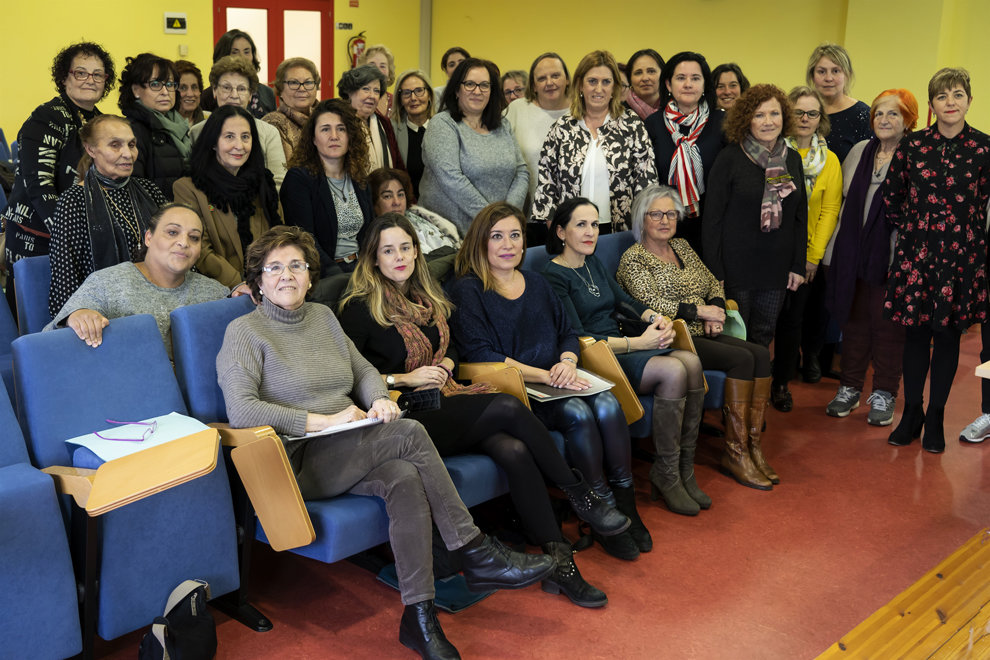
left=617, top=184, right=774, bottom=491
left=357, top=44, right=396, bottom=117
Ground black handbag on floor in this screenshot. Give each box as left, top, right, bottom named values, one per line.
left=138, top=579, right=217, bottom=660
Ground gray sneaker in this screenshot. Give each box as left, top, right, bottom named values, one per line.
left=959, top=413, right=990, bottom=443
left=826, top=386, right=861, bottom=417
left=865, top=390, right=896, bottom=426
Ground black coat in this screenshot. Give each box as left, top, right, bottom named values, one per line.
left=279, top=166, right=373, bottom=276
left=123, top=103, right=189, bottom=200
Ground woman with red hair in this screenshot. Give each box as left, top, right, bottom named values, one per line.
left=824, top=89, right=918, bottom=427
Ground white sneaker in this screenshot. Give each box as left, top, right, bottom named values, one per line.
left=959, top=413, right=990, bottom=443
left=865, top=390, right=896, bottom=426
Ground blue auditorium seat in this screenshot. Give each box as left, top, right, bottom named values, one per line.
left=12, top=254, right=52, bottom=334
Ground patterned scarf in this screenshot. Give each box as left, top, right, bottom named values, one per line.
left=741, top=134, right=797, bottom=232
left=83, top=166, right=160, bottom=270
left=664, top=100, right=710, bottom=218
left=784, top=134, right=828, bottom=197
left=627, top=91, right=660, bottom=120
left=383, top=286, right=495, bottom=397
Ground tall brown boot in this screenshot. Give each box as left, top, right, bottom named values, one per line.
left=749, top=376, right=779, bottom=484
left=721, top=378, right=772, bottom=491
left=648, top=396, right=700, bottom=515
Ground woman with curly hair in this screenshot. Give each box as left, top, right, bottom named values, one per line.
left=173, top=105, right=281, bottom=287
left=2, top=41, right=116, bottom=311
left=280, top=99, right=374, bottom=276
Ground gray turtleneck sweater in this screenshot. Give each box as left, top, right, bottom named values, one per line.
left=216, top=297, right=388, bottom=437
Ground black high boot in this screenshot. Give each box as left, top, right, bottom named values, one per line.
left=541, top=541, right=608, bottom=608
left=612, top=485, right=652, bottom=552
left=922, top=407, right=945, bottom=453
left=888, top=402, right=925, bottom=446
left=399, top=600, right=460, bottom=660
left=558, top=469, right=630, bottom=536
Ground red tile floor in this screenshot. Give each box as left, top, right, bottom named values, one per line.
left=97, top=330, right=990, bottom=659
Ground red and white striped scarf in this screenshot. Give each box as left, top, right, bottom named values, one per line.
left=664, top=100, right=710, bottom=217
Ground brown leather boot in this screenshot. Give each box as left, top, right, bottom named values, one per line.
left=749, top=376, right=779, bottom=484
left=721, top=378, right=772, bottom=491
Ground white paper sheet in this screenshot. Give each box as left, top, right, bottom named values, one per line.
left=65, top=411, right=211, bottom=463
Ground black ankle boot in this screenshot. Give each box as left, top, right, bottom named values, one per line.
left=460, top=535, right=554, bottom=592
left=922, top=407, right=945, bottom=453
left=558, top=469, right=630, bottom=536
left=591, top=528, right=639, bottom=561
left=399, top=600, right=460, bottom=660
left=611, top=485, right=652, bottom=552
left=888, top=403, right=925, bottom=446
left=541, top=541, right=607, bottom=608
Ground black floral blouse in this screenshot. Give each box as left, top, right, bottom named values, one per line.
left=533, top=109, right=657, bottom=230
left=883, top=123, right=990, bottom=330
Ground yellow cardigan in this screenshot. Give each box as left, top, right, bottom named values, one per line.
left=798, top=146, right=842, bottom=265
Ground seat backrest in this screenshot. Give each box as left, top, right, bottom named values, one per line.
left=171, top=296, right=256, bottom=423
left=521, top=244, right=550, bottom=272
left=595, top=231, right=636, bottom=275
left=12, top=255, right=52, bottom=335
left=0, top=379, right=28, bottom=468
left=0, top=287, right=19, bottom=353
left=12, top=314, right=188, bottom=468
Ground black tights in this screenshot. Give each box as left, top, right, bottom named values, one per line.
left=902, top=325, right=962, bottom=409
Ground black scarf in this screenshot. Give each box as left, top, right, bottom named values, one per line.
left=83, top=166, right=160, bottom=270
left=192, top=160, right=280, bottom=259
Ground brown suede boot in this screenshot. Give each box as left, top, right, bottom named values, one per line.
left=721, top=378, right=772, bottom=491
left=749, top=376, right=779, bottom=484
left=679, top=388, right=711, bottom=509
left=648, top=396, right=700, bottom=516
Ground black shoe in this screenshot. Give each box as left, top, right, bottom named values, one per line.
left=802, top=354, right=822, bottom=383
left=558, top=469, right=630, bottom=537
left=460, top=535, right=554, bottom=592
left=541, top=541, right=607, bottom=608
left=591, top=528, right=640, bottom=561
left=770, top=383, right=793, bottom=412
left=612, top=485, right=652, bottom=552
left=922, top=407, right=945, bottom=454
left=399, top=600, right=460, bottom=660
left=888, top=403, right=925, bottom=446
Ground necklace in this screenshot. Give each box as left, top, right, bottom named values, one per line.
left=327, top=175, right=349, bottom=202
left=100, top=186, right=142, bottom=244
left=873, top=149, right=893, bottom=178
left=558, top=257, right=600, bottom=297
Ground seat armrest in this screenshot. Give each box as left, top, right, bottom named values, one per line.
left=458, top=362, right=530, bottom=409
left=210, top=423, right=278, bottom=448
left=43, top=465, right=97, bottom=509
left=578, top=339, right=644, bottom=425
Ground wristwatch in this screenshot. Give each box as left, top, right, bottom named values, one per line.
left=386, top=374, right=396, bottom=387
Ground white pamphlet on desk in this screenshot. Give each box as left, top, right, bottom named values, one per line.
left=284, top=410, right=406, bottom=443
left=525, top=369, right=615, bottom=403
left=65, top=411, right=211, bottom=463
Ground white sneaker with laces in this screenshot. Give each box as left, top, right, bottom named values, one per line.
left=959, top=413, right=990, bottom=443
left=865, top=390, right=895, bottom=426
left=826, top=386, right=861, bottom=418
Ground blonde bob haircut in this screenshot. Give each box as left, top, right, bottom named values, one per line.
left=805, top=43, right=854, bottom=95
left=390, top=69, right=434, bottom=124
left=455, top=202, right=526, bottom=292
left=570, top=50, right=625, bottom=120
left=787, top=85, right=831, bottom=139
left=357, top=44, right=396, bottom=86
left=340, top=212, right=452, bottom=325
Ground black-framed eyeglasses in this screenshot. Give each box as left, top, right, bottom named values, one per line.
left=399, top=87, right=428, bottom=100
left=794, top=109, right=821, bottom=119
left=146, top=80, right=178, bottom=91
left=285, top=79, right=317, bottom=91
left=93, top=419, right=158, bottom=442
left=460, top=80, right=491, bottom=92
left=504, top=86, right=524, bottom=99
left=645, top=210, right=679, bottom=222
left=262, top=260, right=310, bottom=275
left=70, top=69, right=107, bottom=83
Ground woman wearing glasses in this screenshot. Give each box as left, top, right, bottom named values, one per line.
left=533, top=50, right=657, bottom=234
left=118, top=53, right=191, bottom=201
left=337, top=65, right=404, bottom=175
left=390, top=69, right=435, bottom=197
left=1, top=42, right=115, bottom=313
left=262, top=57, right=320, bottom=164
left=419, top=58, right=528, bottom=235
left=200, top=29, right=276, bottom=119
left=173, top=105, right=281, bottom=287
left=191, top=56, right=286, bottom=189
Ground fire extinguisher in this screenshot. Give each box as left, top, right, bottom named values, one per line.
left=347, top=32, right=366, bottom=69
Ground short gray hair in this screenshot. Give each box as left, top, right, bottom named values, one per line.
left=630, top=184, right=685, bottom=242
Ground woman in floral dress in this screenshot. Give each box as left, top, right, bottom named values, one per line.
left=884, top=67, right=990, bottom=453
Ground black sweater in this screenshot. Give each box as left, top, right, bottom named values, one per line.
left=122, top=103, right=189, bottom=200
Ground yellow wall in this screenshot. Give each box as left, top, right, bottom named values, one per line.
left=4, top=0, right=989, bottom=142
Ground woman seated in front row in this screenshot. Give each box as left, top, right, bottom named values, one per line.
left=216, top=225, right=555, bottom=660
left=47, top=203, right=229, bottom=358
left=448, top=202, right=649, bottom=561
left=542, top=197, right=707, bottom=517
left=48, top=114, right=168, bottom=319
left=616, top=185, right=774, bottom=491
left=338, top=212, right=625, bottom=608
left=173, top=105, right=281, bottom=288
left=280, top=99, right=374, bottom=276
left=368, top=168, right=460, bottom=254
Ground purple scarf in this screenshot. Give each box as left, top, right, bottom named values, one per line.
left=825, top=137, right=893, bottom=328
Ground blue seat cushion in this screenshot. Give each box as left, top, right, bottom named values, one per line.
left=629, top=370, right=727, bottom=438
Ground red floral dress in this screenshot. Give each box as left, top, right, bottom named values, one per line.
left=883, top=124, right=990, bottom=330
